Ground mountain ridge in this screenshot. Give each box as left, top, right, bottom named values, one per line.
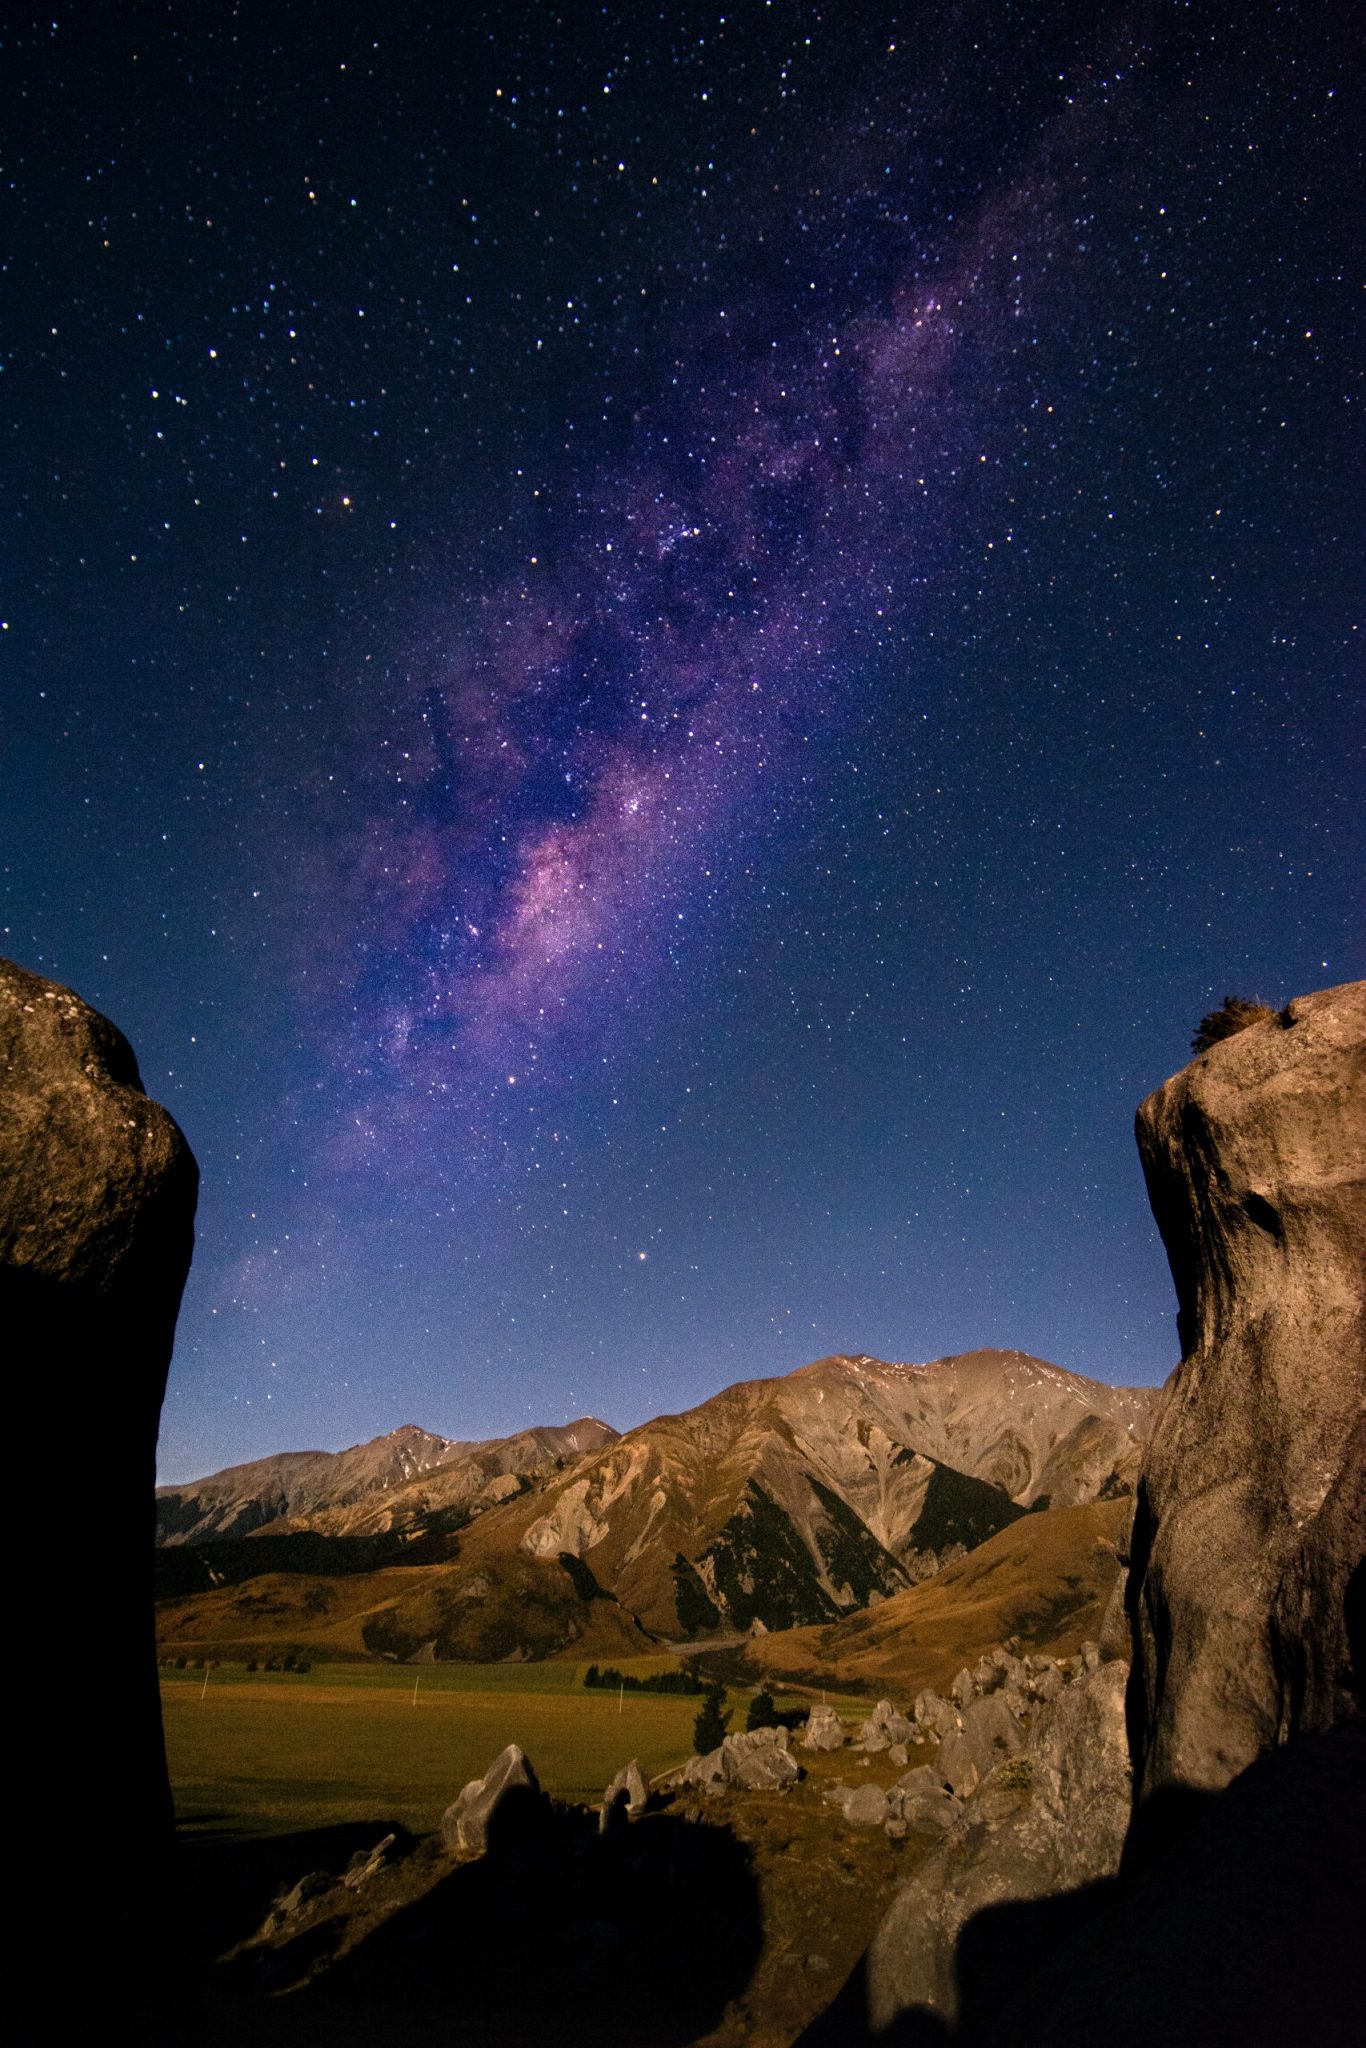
left=156, top=1348, right=1160, bottom=1659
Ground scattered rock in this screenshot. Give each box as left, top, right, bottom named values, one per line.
left=803, top=1703, right=846, bottom=1751
left=913, top=1690, right=959, bottom=1741
left=843, top=1783, right=890, bottom=1828
left=864, top=1660, right=1132, bottom=2030
left=893, top=1767, right=960, bottom=1836
left=441, top=1743, right=541, bottom=1855
left=342, top=1833, right=396, bottom=1889
left=1132, top=980, right=1366, bottom=1796
left=600, top=1758, right=649, bottom=1826
left=262, top=1869, right=334, bottom=1935
left=950, top=1668, right=976, bottom=1710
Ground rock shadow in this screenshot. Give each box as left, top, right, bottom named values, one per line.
left=246, top=1792, right=763, bottom=2047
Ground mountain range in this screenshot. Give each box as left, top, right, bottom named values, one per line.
left=155, top=1348, right=1158, bottom=1663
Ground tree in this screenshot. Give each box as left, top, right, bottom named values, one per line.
left=1191, top=994, right=1275, bottom=1055
left=693, top=1678, right=729, bottom=1754
left=746, top=1687, right=779, bottom=1731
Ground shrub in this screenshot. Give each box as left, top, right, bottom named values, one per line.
left=1190, top=994, right=1274, bottom=1055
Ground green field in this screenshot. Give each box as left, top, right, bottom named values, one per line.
left=161, top=1660, right=878, bottom=1839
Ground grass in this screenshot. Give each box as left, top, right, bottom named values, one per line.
left=161, top=1660, right=862, bottom=1839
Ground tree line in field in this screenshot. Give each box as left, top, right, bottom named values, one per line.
left=582, top=1663, right=704, bottom=1695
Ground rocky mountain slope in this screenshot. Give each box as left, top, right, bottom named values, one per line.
left=158, top=1350, right=1157, bottom=1660
left=448, top=1348, right=1156, bottom=1644
left=156, top=1417, right=619, bottom=1546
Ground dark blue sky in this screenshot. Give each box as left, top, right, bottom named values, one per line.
left=4, top=3, right=1360, bottom=1480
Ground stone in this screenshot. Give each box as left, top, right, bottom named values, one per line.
left=843, top=1783, right=890, bottom=1827
left=0, top=960, right=198, bottom=1871
left=961, top=1691, right=1026, bottom=1778
left=887, top=1742, right=909, bottom=1767
left=1028, top=1660, right=1064, bottom=1704
left=950, top=1667, right=976, bottom=1709
left=1131, top=980, right=1366, bottom=1797
left=855, top=1722, right=891, bottom=1752
left=264, top=1869, right=334, bottom=1932
left=802, top=1702, right=846, bottom=1751
left=884, top=1817, right=909, bottom=1840
left=894, top=1766, right=960, bottom=1836
left=441, top=1743, right=541, bottom=1855
left=341, top=1833, right=396, bottom=1889
left=601, top=1758, right=649, bottom=1824
left=913, top=1689, right=959, bottom=1740
left=726, top=1740, right=799, bottom=1791
left=934, top=1729, right=980, bottom=1798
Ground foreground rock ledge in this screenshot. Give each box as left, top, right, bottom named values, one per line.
left=1130, top=979, right=1366, bottom=1795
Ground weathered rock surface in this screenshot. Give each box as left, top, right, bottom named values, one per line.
left=441, top=1743, right=541, bottom=1854
left=864, top=1660, right=1131, bottom=2029
left=959, top=1691, right=1025, bottom=1778
left=601, top=1758, right=649, bottom=1821
left=1131, top=980, right=1366, bottom=1795
left=0, top=959, right=198, bottom=1897
left=802, top=1702, right=847, bottom=1750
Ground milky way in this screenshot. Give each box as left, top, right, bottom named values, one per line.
left=6, top=4, right=1360, bottom=1473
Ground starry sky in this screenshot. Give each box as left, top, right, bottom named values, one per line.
left=4, top=3, right=1360, bottom=1481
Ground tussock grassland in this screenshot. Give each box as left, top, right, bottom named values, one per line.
left=160, top=1660, right=857, bottom=1838
left=747, top=1497, right=1130, bottom=1693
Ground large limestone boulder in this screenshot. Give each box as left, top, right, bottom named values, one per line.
left=441, top=1744, right=541, bottom=1854
left=0, top=961, right=197, bottom=1849
left=1131, top=981, right=1366, bottom=1795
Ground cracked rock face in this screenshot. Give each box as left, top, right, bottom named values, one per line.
left=1130, top=981, right=1366, bottom=1796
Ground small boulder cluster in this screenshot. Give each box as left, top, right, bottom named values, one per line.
left=678, top=1722, right=803, bottom=1793
left=823, top=1645, right=1104, bottom=1841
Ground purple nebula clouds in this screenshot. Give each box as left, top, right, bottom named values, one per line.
left=324, top=77, right=1102, bottom=1161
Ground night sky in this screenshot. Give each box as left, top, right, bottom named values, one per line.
left=5, top=4, right=1360, bottom=1482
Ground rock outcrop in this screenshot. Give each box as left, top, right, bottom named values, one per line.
left=680, top=1723, right=802, bottom=1792
left=0, top=960, right=197, bottom=1846
left=862, top=1655, right=1130, bottom=2027
left=441, top=1743, right=542, bottom=1854
left=1130, top=980, right=1366, bottom=1794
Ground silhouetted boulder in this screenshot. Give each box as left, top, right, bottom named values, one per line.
left=1, top=958, right=197, bottom=2023
left=1131, top=979, right=1366, bottom=1793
